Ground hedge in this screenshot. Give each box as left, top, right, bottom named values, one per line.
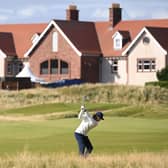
left=145, top=81, right=168, bottom=89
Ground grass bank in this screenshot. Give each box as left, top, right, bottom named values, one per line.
left=0, top=84, right=168, bottom=110
left=1, top=102, right=168, bottom=119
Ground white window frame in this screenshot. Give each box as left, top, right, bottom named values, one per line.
left=137, top=59, right=156, bottom=72
left=52, top=32, right=58, bottom=52
left=111, top=59, right=118, bottom=73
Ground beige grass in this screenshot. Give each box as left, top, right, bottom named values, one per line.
left=0, top=151, right=167, bottom=168
left=0, top=111, right=75, bottom=121
left=0, top=83, right=168, bottom=110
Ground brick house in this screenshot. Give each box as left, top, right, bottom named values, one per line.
left=24, top=16, right=101, bottom=83
left=0, top=3, right=168, bottom=86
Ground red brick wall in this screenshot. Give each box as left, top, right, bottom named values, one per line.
left=29, top=26, right=81, bottom=82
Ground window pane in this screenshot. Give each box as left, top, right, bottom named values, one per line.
left=40, top=61, right=48, bottom=74
left=151, top=60, right=155, bottom=71
left=13, top=63, right=18, bottom=74
left=52, top=32, right=58, bottom=52
left=115, top=39, right=120, bottom=47
left=111, top=59, right=118, bottom=73
left=113, top=60, right=118, bottom=65
left=144, top=65, right=150, bottom=70
left=138, top=65, right=142, bottom=69
left=7, top=63, right=12, bottom=74
left=144, top=60, right=150, bottom=64
left=113, top=66, right=118, bottom=71
left=50, top=59, right=58, bottom=74
left=60, top=60, right=68, bottom=74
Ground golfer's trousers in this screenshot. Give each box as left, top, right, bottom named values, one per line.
left=74, top=132, right=93, bottom=155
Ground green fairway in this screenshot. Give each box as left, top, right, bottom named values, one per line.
left=0, top=117, right=167, bottom=155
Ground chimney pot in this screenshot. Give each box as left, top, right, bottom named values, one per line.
left=69, top=5, right=77, bottom=10
left=112, top=3, right=120, bottom=8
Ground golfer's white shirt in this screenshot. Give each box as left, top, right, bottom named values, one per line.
left=75, top=109, right=98, bottom=136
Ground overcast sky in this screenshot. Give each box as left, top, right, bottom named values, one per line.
left=0, top=0, right=168, bottom=24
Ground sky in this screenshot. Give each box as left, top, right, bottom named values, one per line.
left=0, top=0, right=168, bottom=24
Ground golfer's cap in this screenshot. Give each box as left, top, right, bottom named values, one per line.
left=96, top=112, right=104, bottom=120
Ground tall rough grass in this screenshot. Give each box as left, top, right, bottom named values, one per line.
left=0, top=151, right=167, bottom=168
left=0, top=84, right=168, bottom=109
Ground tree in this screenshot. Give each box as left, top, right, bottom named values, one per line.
left=157, top=66, right=168, bottom=81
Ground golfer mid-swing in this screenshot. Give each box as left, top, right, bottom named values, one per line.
left=74, top=105, right=104, bottom=156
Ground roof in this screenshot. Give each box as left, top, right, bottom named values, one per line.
left=0, top=32, right=16, bottom=56
left=0, top=23, right=47, bottom=58
left=25, top=20, right=102, bottom=57
left=0, top=19, right=168, bottom=59
left=95, top=19, right=168, bottom=57
left=118, top=31, right=130, bottom=39
left=147, top=27, right=168, bottom=51
left=55, top=20, right=101, bottom=55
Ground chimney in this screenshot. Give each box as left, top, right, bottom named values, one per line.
left=66, top=5, right=79, bottom=21
left=109, top=3, right=122, bottom=27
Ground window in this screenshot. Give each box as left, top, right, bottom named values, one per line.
left=60, top=60, right=68, bottom=74
left=143, top=36, right=150, bottom=45
left=13, top=63, right=18, bottom=75
left=52, top=32, right=58, bottom=52
left=113, top=32, right=123, bottom=50
left=7, top=63, right=12, bottom=74
left=111, top=59, right=118, bottom=73
left=137, top=59, right=155, bottom=72
left=13, top=62, right=23, bottom=74
left=151, top=60, right=156, bottom=70
left=40, top=59, right=69, bottom=75
left=40, top=60, right=48, bottom=74
left=115, top=39, right=121, bottom=48
left=114, top=38, right=122, bottom=50
left=50, top=59, right=58, bottom=74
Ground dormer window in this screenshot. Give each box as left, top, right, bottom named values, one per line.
left=52, top=32, right=58, bottom=52
left=112, top=32, right=122, bottom=50
left=112, top=31, right=130, bottom=50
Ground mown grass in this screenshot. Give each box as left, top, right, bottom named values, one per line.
left=0, top=117, right=167, bottom=155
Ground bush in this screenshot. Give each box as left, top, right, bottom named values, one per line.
left=145, top=81, right=168, bottom=89
left=157, top=66, right=168, bottom=81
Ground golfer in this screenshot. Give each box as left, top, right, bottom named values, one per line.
left=74, top=105, right=104, bottom=156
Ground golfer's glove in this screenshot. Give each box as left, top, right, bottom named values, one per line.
left=81, top=105, right=85, bottom=110
left=81, top=105, right=86, bottom=112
